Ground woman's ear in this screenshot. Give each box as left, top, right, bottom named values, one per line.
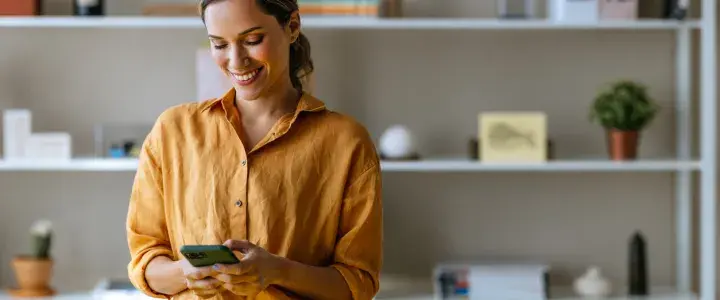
left=286, top=11, right=301, bottom=43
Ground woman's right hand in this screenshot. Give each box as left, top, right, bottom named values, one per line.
left=178, top=258, right=225, bottom=298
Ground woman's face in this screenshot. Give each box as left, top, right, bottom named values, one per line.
left=204, top=0, right=298, bottom=100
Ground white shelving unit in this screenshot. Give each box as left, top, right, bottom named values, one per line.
left=0, top=16, right=703, bottom=30
left=0, top=157, right=702, bottom=172
left=0, top=1, right=716, bottom=299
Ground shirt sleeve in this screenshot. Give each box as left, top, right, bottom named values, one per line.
left=331, top=163, right=383, bottom=300
left=126, top=132, right=174, bottom=299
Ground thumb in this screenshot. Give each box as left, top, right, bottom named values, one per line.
left=223, top=239, right=255, bottom=253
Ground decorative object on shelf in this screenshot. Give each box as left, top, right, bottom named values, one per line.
left=73, top=0, right=103, bottom=16
left=3, top=109, right=32, bottom=160
left=548, top=0, right=598, bottom=22
left=589, top=80, right=658, bottom=161
left=3, top=109, right=73, bottom=160
left=8, top=220, right=55, bottom=297
left=573, top=266, right=612, bottom=297
left=599, top=0, right=637, bottom=20
left=469, top=137, right=554, bottom=160
left=94, top=123, right=151, bottom=158
left=197, top=48, right=233, bottom=101
left=0, top=0, right=42, bottom=15
left=628, top=231, right=648, bottom=296
left=378, top=0, right=402, bottom=18
left=497, top=0, right=536, bottom=19
left=25, top=132, right=72, bottom=160
left=378, top=125, right=419, bottom=160
left=298, top=0, right=378, bottom=16
left=478, top=112, right=547, bottom=163
left=433, top=263, right=550, bottom=300
left=663, top=0, right=688, bottom=20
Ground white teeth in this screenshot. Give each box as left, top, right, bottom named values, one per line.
left=234, top=69, right=259, bottom=82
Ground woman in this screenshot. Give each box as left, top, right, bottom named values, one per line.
left=125, top=0, right=383, bottom=299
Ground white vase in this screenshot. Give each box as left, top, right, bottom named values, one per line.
left=378, top=125, right=415, bottom=159
left=574, top=266, right=612, bottom=297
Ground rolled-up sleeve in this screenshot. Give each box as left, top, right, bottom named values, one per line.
left=126, top=132, right=173, bottom=299
left=332, top=163, right=383, bottom=300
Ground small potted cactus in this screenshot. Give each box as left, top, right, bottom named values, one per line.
left=9, top=220, right=55, bottom=297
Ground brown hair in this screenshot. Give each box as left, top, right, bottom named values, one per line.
left=199, top=0, right=313, bottom=91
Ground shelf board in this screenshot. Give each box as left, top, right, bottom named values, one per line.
left=0, top=158, right=700, bottom=172
left=376, top=292, right=697, bottom=300
left=381, top=158, right=700, bottom=172
left=0, top=16, right=702, bottom=30
left=0, top=290, right=699, bottom=300
left=374, top=286, right=696, bottom=300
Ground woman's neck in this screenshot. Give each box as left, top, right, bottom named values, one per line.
left=234, top=83, right=300, bottom=125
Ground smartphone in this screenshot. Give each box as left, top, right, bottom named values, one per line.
left=179, top=245, right=240, bottom=267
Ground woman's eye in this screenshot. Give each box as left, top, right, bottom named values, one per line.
left=212, top=43, right=228, bottom=50
left=245, top=35, right=264, bottom=46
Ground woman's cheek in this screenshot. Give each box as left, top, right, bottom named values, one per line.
left=249, top=44, right=272, bottom=66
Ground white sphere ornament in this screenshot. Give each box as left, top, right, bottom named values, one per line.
left=378, top=125, right=416, bottom=159
left=574, top=266, right=612, bottom=298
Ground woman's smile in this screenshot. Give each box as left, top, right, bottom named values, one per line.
left=230, top=66, right=264, bottom=86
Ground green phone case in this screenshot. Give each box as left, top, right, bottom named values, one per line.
left=180, top=245, right=240, bottom=267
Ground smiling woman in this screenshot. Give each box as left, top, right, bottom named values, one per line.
left=125, top=0, right=383, bottom=300
left=201, top=0, right=313, bottom=100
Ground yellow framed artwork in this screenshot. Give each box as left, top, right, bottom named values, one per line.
left=479, top=112, right=548, bottom=162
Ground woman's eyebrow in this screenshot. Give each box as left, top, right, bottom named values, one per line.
left=208, top=26, right=263, bottom=39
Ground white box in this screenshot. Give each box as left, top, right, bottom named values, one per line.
left=434, top=262, right=550, bottom=300
left=599, top=0, right=637, bottom=20
left=3, top=109, right=32, bottom=159
left=550, top=0, right=599, bottom=22
left=25, top=132, right=72, bottom=160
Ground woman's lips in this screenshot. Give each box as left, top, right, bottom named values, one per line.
left=231, top=67, right=263, bottom=86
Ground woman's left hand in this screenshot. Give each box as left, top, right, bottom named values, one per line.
left=212, top=239, right=285, bottom=297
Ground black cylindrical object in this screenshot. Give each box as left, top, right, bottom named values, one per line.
left=73, top=0, right=103, bottom=16
left=628, top=232, right=648, bottom=295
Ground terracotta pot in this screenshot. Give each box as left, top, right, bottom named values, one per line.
left=11, top=256, right=54, bottom=292
left=607, top=129, right=639, bottom=160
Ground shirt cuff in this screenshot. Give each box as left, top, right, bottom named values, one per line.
left=331, top=263, right=379, bottom=300
left=128, top=246, right=175, bottom=299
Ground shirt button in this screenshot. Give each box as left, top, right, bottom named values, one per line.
left=235, top=200, right=243, bottom=207
left=241, top=160, right=247, bottom=166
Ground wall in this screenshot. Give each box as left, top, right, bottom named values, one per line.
left=0, top=0, right=703, bottom=296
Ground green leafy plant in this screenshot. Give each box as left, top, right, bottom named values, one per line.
left=29, top=220, right=52, bottom=259
left=589, top=80, right=659, bottom=131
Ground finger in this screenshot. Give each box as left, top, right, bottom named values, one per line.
left=192, top=288, right=222, bottom=299
left=186, top=278, right=222, bottom=290
left=213, top=263, right=248, bottom=276
left=214, top=272, right=260, bottom=284
left=224, top=239, right=255, bottom=253
left=223, top=282, right=262, bottom=296
left=187, top=266, right=217, bottom=280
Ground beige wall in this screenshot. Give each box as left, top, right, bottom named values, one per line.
left=0, top=0, right=707, bottom=296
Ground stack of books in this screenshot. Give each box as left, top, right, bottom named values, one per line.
left=434, top=262, right=551, bottom=300
left=298, top=0, right=379, bottom=16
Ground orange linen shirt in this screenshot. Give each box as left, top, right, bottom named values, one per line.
left=126, top=88, right=383, bottom=300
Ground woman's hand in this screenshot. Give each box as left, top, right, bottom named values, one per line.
left=178, top=258, right=225, bottom=298
left=211, top=239, right=286, bottom=297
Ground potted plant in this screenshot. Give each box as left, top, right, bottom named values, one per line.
left=589, top=80, right=659, bottom=160
left=9, top=220, right=55, bottom=297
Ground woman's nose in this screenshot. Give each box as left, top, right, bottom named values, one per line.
left=228, top=46, right=250, bottom=70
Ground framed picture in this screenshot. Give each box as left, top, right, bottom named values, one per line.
left=478, top=112, right=548, bottom=163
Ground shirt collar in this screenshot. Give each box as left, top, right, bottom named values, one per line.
left=201, top=88, right=326, bottom=115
